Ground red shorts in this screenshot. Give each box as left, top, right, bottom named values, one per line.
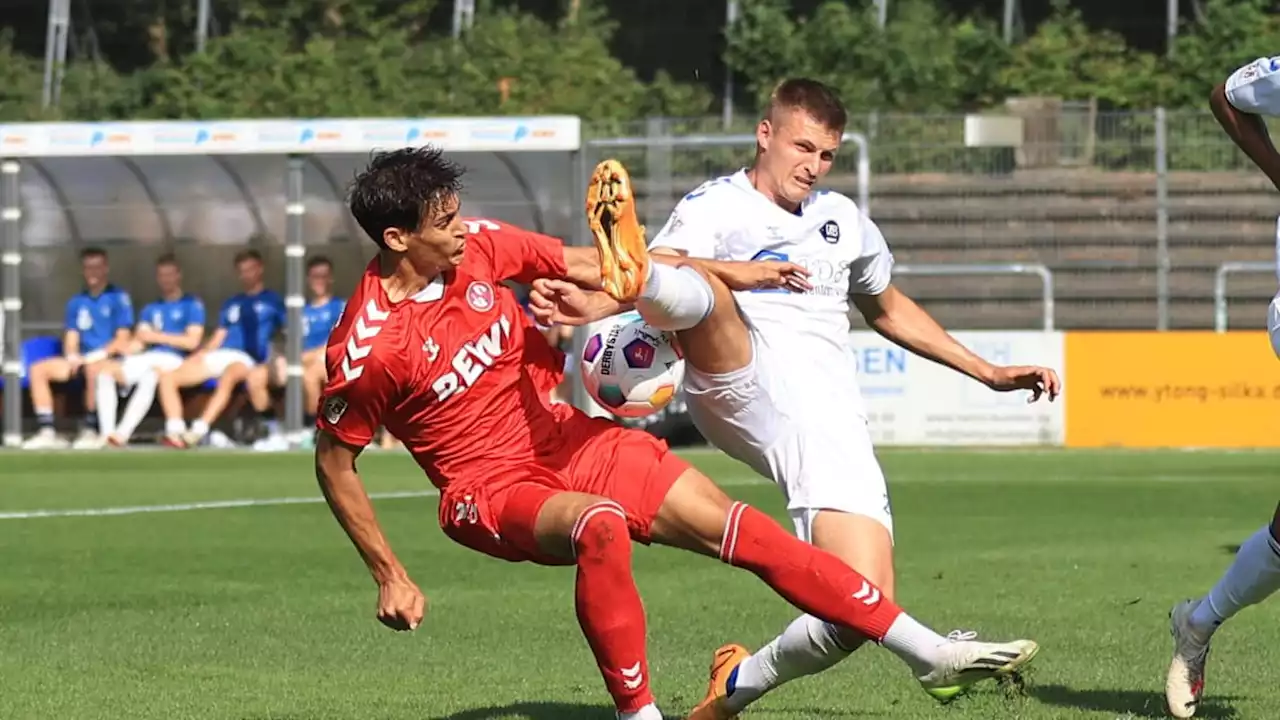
left=438, top=416, right=689, bottom=566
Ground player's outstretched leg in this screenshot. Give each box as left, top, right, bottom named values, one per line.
left=648, top=469, right=1038, bottom=720
left=586, top=158, right=755, bottom=377
left=528, top=489, right=663, bottom=720
left=1166, top=504, right=1280, bottom=718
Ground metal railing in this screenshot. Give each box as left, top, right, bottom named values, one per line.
left=893, top=263, right=1056, bottom=331
left=1214, top=261, right=1275, bottom=332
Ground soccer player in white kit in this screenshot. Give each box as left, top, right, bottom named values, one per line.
left=532, top=78, right=1059, bottom=719
left=1163, top=58, right=1280, bottom=720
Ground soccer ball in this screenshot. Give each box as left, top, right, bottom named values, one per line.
left=581, top=313, right=684, bottom=419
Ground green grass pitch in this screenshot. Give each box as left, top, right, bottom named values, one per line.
left=2, top=448, right=1277, bottom=719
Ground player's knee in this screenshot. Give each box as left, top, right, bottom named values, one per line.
left=637, top=264, right=715, bottom=332
left=830, top=623, right=871, bottom=653
left=221, top=365, right=249, bottom=385
left=571, top=501, right=631, bottom=564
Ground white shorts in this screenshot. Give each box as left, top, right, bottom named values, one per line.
left=682, top=329, right=893, bottom=540
left=204, top=348, right=257, bottom=376
left=120, top=350, right=184, bottom=387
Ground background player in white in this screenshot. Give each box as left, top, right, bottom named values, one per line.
left=94, top=253, right=205, bottom=447
left=1163, top=58, right=1280, bottom=720
left=533, top=78, right=1057, bottom=718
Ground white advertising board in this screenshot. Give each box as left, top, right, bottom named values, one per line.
left=850, top=330, right=1065, bottom=446
left=0, top=116, right=581, bottom=157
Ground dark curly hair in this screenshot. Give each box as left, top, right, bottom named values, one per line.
left=347, top=146, right=465, bottom=250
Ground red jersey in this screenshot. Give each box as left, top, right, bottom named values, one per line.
left=317, top=219, right=575, bottom=490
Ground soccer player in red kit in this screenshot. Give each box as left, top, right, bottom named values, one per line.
left=314, top=147, right=1036, bottom=720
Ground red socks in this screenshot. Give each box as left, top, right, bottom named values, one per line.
left=720, top=502, right=903, bottom=641
left=572, top=502, right=653, bottom=713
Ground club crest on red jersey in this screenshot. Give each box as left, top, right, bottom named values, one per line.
left=466, top=281, right=495, bottom=312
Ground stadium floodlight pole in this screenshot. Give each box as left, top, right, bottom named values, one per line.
left=875, top=0, right=887, bottom=28
left=41, top=0, right=71, bottom=108
left=196, top=0, right=211, bottom=53
left=284, top=156, right=306, bottom=441
left=1166, top=0, right=1178, bottom=57
left=452, top=0, right=476, bottom=38
left=1155, top=107, right=1170, bottom=331
left=1002, top=0, right=1016, bottom=43
left=1, top=160, right=21, bottom=447
left=722, top=0, right=739, bottom=129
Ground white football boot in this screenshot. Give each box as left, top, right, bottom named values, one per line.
left=916, top=630, right=1040, bottom=702
left=22, top=427, right=68, bottom=449
left=70, top=429, right=103, bottom=450
left=1166, top=599, right=1211, bottom=718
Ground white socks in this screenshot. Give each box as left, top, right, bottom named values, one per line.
left=189, top=419, right=210, bottom=439
left=96, top=373, right=119, bottom=438
left=635, top=263, right=714, bottom=332
left=617, top=702, right=662, bottom=720
left=165, top=418, right=187, bottom=437
left=725, top=613, right=946, bottom=712
left=879, top=613, right=951, bottom=676
left=116, top=372, right=160, bottom=442
left=1190, top=524, right=1280, bottom=635
left=724, top=615, right=863, bottom=713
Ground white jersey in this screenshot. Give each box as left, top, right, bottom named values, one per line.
left=1224, top=58, right=1280, bottom=356
left=649, top=169, right=893, bottom=423
left=1226, top=57, right=1280, bottom=116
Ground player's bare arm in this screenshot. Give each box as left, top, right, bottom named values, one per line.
left=852, top=285, right=1061, bottom=401
left=194, top=327, right=227, bottom=355
left=103, top=328, right=133, bottom=356
left=560, top=247, right=610, bottom=290
left=62, top=329, right=83, bottom=368
left=650, top=246, right=810, bottom=292
left=138, top=323, right=204, bottom=351
left=1210, top=82, right=1280, bottom=190
left=314, top=430, right=425, bottom=631
left=528, top=257, right=809, bottom=327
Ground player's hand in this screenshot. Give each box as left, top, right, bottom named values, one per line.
left=64, top=354, right=83, bottom=372
left=987, top=365, right=1062, bottom=403
left=376, top=576, right=426, bottom=631
left=528, top=278, right=610, bottom=327
left=711, top=260, right=812, bottom=293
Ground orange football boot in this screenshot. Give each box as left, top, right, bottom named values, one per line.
left=686, top=643, right=751, bottom=720
left=585, top=158, right=650, bottom=303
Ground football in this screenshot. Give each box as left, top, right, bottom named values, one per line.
left=581, top=312, right=685, bottom=418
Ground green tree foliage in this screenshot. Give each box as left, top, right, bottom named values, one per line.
left=725, top=0, right=1280, bottom=114
left=0, top=0, right=711, bottom=122
left=0, top=31, right=49, bottom=122
left=1000, top=0, right=1162, bottom=109
left=1165, top=0, right=1280, bottom=108
left=4, top=0, right=1280, bottom=124
left=726, top=0, right=1008, bottom=113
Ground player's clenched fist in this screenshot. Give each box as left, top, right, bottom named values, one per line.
left=376, top=577, right=426, bottom=631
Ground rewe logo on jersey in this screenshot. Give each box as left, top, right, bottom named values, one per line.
left=431, top=314, right=514, bottom=402
left=342, top=300, right=390, bottom=382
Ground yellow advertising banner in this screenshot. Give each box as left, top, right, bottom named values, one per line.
left=1065, top=331, right=1280, bottom=448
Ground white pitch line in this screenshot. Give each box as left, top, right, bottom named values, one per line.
left=0, top=475, right=770, bottom=521
left=0, top=490, right=438, bottom=521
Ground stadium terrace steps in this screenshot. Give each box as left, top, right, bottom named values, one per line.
left=637, top=170, right=1278, bottom=330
